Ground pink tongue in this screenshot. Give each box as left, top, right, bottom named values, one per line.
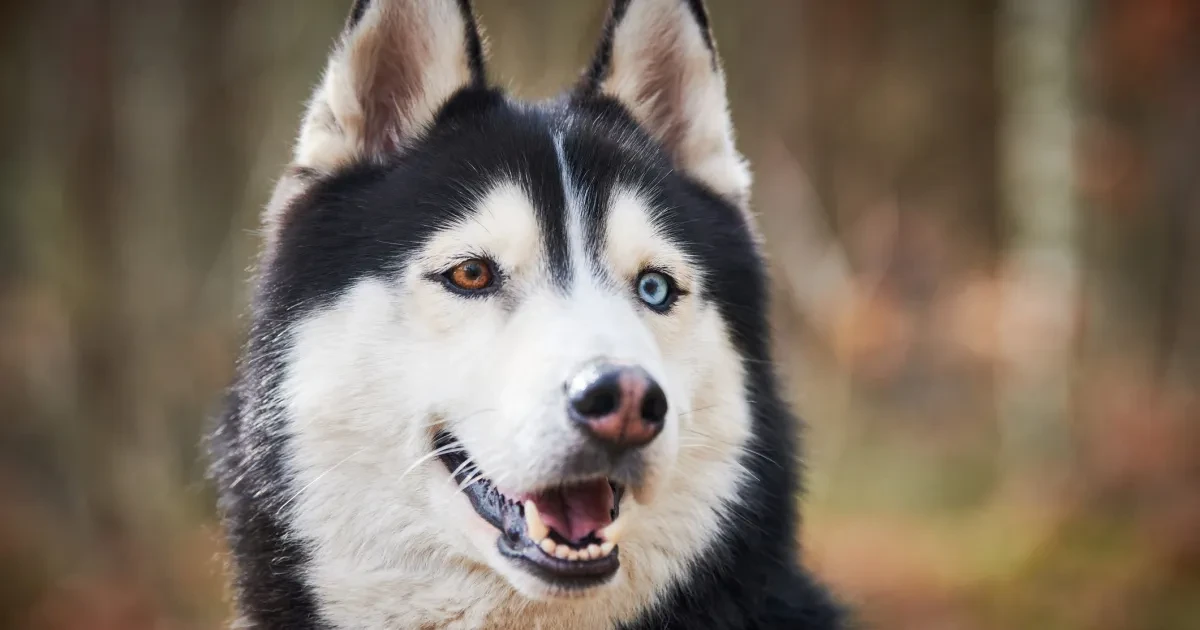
left=526, top=480, right=614, bottom=543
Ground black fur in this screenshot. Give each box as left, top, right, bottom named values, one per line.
left=211, top=1, right=843, bottom=628
left=209, top=392, right=322, bottom=627
left=580, top=0, right=632, bottom=92
left=457, top=0, right=488, bottom=88
left=346, top=0, right=370, bottom=29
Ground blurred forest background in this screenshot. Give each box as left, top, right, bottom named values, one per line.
left=2, top=1, right=1198, bottom=628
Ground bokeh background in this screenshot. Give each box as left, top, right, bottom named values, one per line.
left=2, top=1, right=1198, bottom=628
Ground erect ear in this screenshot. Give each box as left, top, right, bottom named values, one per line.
left=578, top=0, right=750, bottom=207
left=294, top=0, right=486, bottom=172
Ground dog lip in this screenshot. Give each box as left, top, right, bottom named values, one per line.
left=497, top=527, right=620, bottom=587
left=433, top=430, right=623, bottom=586
left=433, top=430, right=508, bottom=531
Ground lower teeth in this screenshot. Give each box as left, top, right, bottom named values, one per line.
left=523, top=500, right=619, bottom=561
left=537, top=535, right=613, bottom=561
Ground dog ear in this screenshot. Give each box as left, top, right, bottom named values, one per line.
left=578, top=0, right=750, bottom=206
left=293, top=0, right=486, bottom=172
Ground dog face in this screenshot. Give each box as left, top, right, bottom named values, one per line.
left=252, top=0, right=765, bottom=620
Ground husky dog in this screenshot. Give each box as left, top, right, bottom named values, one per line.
left=210, top=0, right=843, bottom=627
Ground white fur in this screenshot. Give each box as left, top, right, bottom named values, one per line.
left=279, top=178, right=753, bottom=628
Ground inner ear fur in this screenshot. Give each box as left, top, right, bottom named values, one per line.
left=579, top=0, right=751, bottom=208
left=293, top=0, right=486, bottom=173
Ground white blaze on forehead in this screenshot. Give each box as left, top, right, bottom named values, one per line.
left=553, top=132, right=592, bottom=284
left=415, top=181, right=541, bottom=276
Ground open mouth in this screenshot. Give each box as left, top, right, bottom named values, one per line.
left=433, top=431, right=626, bottom=590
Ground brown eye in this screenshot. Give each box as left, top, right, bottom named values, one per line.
left=445, top=259, right=495, bottom=292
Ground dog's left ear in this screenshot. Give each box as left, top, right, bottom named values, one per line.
left=578, top=0, right=750, bottom=206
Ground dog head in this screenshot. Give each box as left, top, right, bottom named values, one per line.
left=251, top=0, right=766, bottom=616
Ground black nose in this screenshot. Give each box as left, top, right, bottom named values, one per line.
left=567, top=363, right=667, bottom=450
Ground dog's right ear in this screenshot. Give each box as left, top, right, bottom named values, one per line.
left=293, top=0, right=486, bottom=172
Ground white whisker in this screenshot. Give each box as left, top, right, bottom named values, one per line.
left=398, top=442, right=465, bottom=482
left=275, top=446, right=368, bottom=517
left=450, top=457, right=476, bottom=481
left=457, top=470, right=488, bottom=495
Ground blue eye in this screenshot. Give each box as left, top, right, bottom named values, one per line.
left=636, top=271, right=675, bottom=310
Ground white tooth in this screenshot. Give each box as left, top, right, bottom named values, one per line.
left=599, top=519, right=626, bottom=543
left=600, top=542, right=615, bottom=556
left=540, top=538, right=557, bottom=555
left=554, top=545, right=571, bottom=559
left=567, top=550, right=580, bottom=561
left=524, top=501, right=549, bottom=541
left=587, top=544, right=601, bottom=560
